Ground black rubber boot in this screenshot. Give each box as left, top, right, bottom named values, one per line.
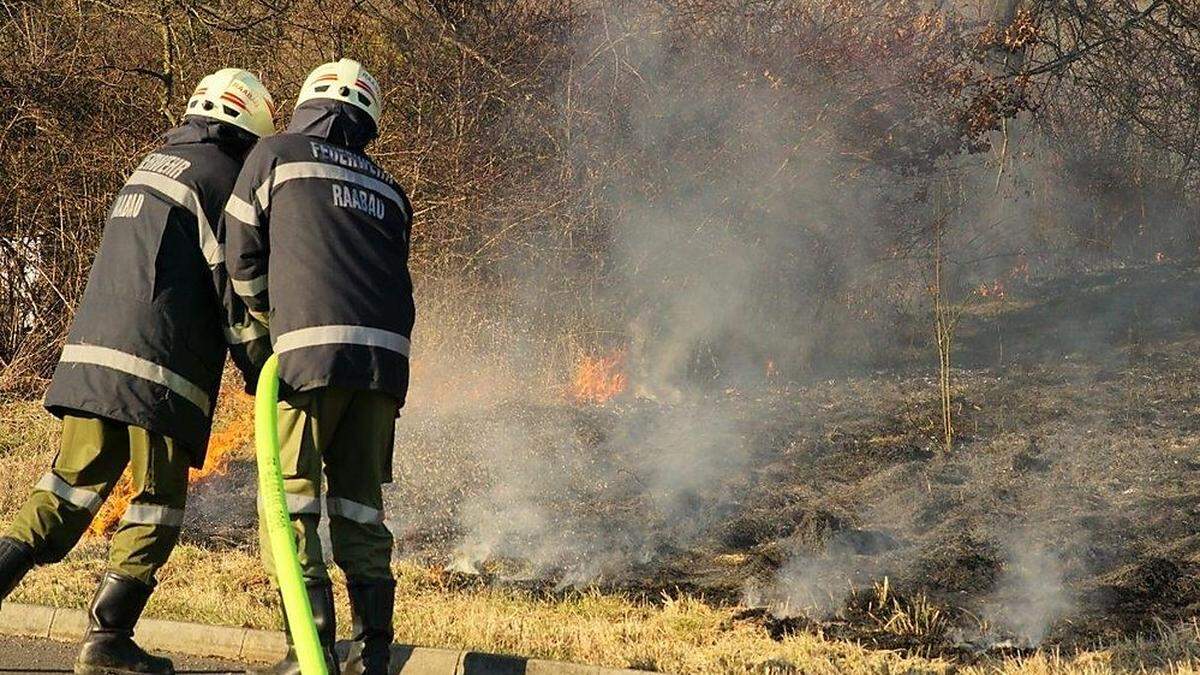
left=249, top=579, right=339, bottom=675
left=74, top=572, right=174, bottom=675
left=343, top=577, right=396, bottom=675
left=0, top=537, right=35, bottom=610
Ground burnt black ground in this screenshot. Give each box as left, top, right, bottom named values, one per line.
left=187, top=261, right=1200, bottom=658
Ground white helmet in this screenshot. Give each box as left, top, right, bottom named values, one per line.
left=295, top=59, right=381, bottom=127
left=185, top=68, right=276, bottom=138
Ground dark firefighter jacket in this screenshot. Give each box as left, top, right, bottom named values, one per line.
left=224, top=99, right=414, bottom=404
left=43, top=118, right=264, bottom=467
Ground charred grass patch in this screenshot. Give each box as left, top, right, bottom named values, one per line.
left=6, top=268, right=1200, bottom=672
left=10, top=543, right=1200, bottom=673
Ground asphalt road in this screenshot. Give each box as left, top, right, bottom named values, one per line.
left=0, top=635, right=248, bottom=674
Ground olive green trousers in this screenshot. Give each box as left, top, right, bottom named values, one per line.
left=258, top=386, right=398, bottom=582
left=6, top=415, right=189, bottom=586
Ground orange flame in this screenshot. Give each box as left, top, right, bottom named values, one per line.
left=570, top=350, right=628, bottom=404
left=192, top=392, right=255, bottom=482
left=88, top=391, right=255, bottom=536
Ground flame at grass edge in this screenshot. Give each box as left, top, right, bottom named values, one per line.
left=569, top=350, right=628, bottom=404
left=87, top=391, right=256, bottom=536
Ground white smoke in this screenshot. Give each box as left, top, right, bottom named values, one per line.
left=985, top=542, right=1073, bottom=645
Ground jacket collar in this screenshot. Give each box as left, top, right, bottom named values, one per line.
left=286, top=99, right=378, bottom=150
left=167, top=116, right=258, bottom=159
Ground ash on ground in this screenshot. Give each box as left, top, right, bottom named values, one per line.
left=189, top=263, right=1200, bottom=656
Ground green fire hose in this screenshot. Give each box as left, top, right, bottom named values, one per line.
left=255, top=354, right=328, bottom=675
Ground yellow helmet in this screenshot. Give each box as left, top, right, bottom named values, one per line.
left=295, top=59, right=381, bottom=127
left=185, top=68, right=276, bottom=138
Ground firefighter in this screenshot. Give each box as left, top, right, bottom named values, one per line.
left=0, top=69, right=275, bottom=675
left=225, top=58, right=413, bottom=675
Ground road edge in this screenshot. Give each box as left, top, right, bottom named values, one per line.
left=0, top=602, right=647, bottom=674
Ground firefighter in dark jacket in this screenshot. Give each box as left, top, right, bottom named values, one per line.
left=0, top=69, right=275, bottom=675
left=225, top=59, right=413, bottom=675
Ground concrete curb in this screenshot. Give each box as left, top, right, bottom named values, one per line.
left=0, top=602, right=648, bottom=674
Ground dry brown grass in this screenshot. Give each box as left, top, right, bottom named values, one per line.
left=5, top=399, right=1200, bottom=674
left=10, top=545, right=960, bottom=674
left=13, top=545, right=1200, bottom=674
left=0, top=400, right=57, bottom=519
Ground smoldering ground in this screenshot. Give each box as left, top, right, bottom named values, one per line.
left=364, top=259, right=1200, bottom=657
left=183, top=1, right=1200, bottom=659
left=185, top=224, right=1200, bottom=657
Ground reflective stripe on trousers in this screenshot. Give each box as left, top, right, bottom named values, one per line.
left=257, top=492, right=322, bottom=516
left=256, top=493, right=384, bottom=523
left=121, top=503, right=185, bottom=527
left=326, top=497, right=385, bottom=525
left=35, top=473, right=104, bottom=513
